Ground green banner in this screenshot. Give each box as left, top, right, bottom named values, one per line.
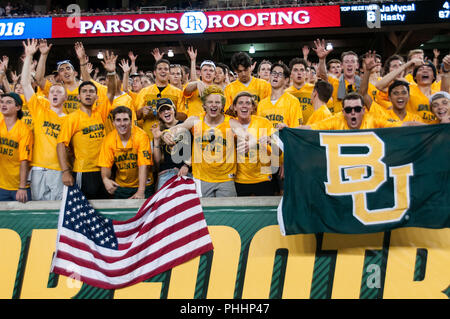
left=279, top=124, right=450, bottom=235
left=0, top=201, right=449, bottom=299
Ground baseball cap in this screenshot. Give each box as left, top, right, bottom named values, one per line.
left=429, top=91, right=450, bottom=104
left=156, top=98, right=176, bottom=112
left=1, top=92, right=23, bottom=106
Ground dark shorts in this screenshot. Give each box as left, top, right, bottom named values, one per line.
left=0, top=187, right=32, bottom=202
left=74, top=171, right=109, bottom=200
left=114, top=184, right=155, bottom=199
left=235, top=181, right=275, bottom=196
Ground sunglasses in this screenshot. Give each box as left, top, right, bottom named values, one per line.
left=56, top=60, right=71, bottom=67
left=343, top=106, right=363, bottom=114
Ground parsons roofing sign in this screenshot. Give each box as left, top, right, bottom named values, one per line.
left=0, top=6, right=340, bottom=40
left=52, top=6, right=340, bottom=38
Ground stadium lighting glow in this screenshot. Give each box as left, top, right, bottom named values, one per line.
left=97, top=51, right=104, bottom=59
left=326, top=43, right=333, bottom=51
left=168, top=49, right=174, bottom=57
left=249, top=44, right=255, bottom=54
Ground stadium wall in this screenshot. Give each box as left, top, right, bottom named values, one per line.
left=0, top=197, right=448, bottom=299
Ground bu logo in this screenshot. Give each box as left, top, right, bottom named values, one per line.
left=180, top=12, right=207, bottom=34
left=320, top=132, right=413, bottom=225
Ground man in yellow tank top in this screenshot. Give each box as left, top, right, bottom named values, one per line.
left=161, top=86, right=254, bottom=197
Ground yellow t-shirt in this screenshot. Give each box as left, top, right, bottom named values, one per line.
left=407, top=84, right=439, bottom=124
left=373, top=89, right=392, bottom=110
left=98, top=126, right=153, bottom=188
left=284, top=83, right=315, bottom=123
left=257, top=92, right=303, bottom=128
left=224, top=77, right=271, bottom=112
left=306, top=104, right=333, bottom=125
left=179, top=84, right=205, bottom=118
left=57, top=105, right=109, bottom=173
left=405, top=73, right=441, bottom=92
left=310, top=112, right=400, bottom=130
left=191, top=115, right=236, bottom=183
left=134, top=84, right=183, bottom=139
left=0, top=119, right=33, bottom=190
left=19, top=94, right=33, bottom=130
left=27, top=94, right=67, bottom=170
left=235, top=115, right=275, bottom=184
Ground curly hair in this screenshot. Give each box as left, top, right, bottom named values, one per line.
left=200, top=85, right=226, bottom=106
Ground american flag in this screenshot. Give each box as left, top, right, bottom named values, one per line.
left=51, top=176, right=214, bottom=289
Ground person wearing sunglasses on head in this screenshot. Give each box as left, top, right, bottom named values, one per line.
left=429, top=91, right=450, bottom=124
left=179, top=46, right=217, bottom=118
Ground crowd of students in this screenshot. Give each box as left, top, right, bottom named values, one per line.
left=0, top=37, right=449, bottom=203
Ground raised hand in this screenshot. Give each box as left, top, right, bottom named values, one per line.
left=187, top=46, right=197, bottom=61
left=38, top=38, right=52, bottom=56
left=101, top=50, right=118, bottom=73
left=312, top=39, right=332, bottom=60
left=119, top=58, right=131, bottom=73
left=22, top=38, right=38, bottom=57
left=74, top=41, right=87, bottom=61
left=151, top=48, right=164, bottom=61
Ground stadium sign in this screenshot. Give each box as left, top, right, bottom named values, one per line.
left=51, top=6, right=340, bottom=38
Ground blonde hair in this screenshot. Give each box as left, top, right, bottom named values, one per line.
left=201, top=85, right=226, bottom=105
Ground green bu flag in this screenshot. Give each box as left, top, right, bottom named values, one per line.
left=277, top=124, right=450, bottom=235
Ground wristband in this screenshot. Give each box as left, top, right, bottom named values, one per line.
left=107, top=71, right=116, bottom=76
left=63, top=168, right=71, bottom=173
left=80, top=62, right=88, bottom=66
left=18, top=187, right=27, bottom=190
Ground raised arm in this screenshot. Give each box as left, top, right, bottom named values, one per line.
left=35, top=38, right=52, bottom=90
left=20, top=38, right=39, bottom=101
left=101, top=50, right=118, bottom=104
left=119, top=59, right=131, bottom=92
left=359, top=51, right=381, bottom=109
left=375, top=58, right=423, bottom=92
left=441, top=54, right=450, bottom=93
left=74, top=41, right=92, bottom=82
left=187, top=46, right=198, bottom=81
left=313, top=39, right=332, bottom=81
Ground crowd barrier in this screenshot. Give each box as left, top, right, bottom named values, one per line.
left=0, top=196, right=448, bottom=299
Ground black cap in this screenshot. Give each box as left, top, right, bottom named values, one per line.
left=2, top=92, right=23, bottom=106
left=156, top=98, right=176, bottom=112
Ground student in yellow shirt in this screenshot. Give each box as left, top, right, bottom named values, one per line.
left=135, top=59, right=183, bottom=140
left=285, top=57, right=316, bottom=123
left=314, top=39, right=360, bottom=114
left=306, top=80, right=333, bottom=125
left=56, top=79, right=112, bottom=199
left=224, top=51, right=271, bottom=112
left=232, top=91, right=276, bottom=196
left=0, top=92, right=33, bottom=203
left=179, top=56, right=216, bottom=118
left=306, top=93, right=414, bottom=131
left=35, top=39, right=83, bottom=114
left=430, top=91, right=450, bottom=123
left=21, top=38, right=67, bottom=200
left=257, top=62, right=303, bottom=128
left=162, top=85, right=253, bottom=197
left=98, top=106, right=154, bottom=199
